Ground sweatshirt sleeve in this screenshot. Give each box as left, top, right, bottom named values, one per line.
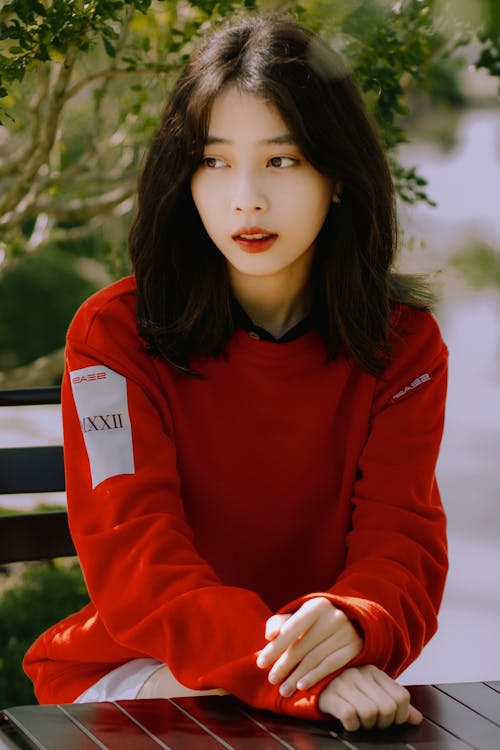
left=278, top=306, right=448, bottom=684
left=59, top=294, right=324, bottom=719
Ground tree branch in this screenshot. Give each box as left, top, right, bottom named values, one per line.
left=0, top=46, right=78, bottom=218
left=36, top=182, right=136, bottom=222
left=0, top=64, right=51, bottom=178
left=64, top=64, right=175, bottom=102
left=36, top=217, right=109, bottom=249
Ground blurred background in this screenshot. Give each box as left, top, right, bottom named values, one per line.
left=0, top=0, right=499, bottom=698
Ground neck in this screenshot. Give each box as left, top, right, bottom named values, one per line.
left=229, top=263, right=313, bottom=339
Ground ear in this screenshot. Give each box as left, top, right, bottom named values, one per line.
left=332, top=181, right=343, bottom=205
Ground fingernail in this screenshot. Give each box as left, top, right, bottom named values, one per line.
left=268, top=672, right=279, bottom=684
left=279, top=683, right=293, bottom=697
left=256, top=654, right=266, bottom=668
left=297, top=679, right=307, bottom=690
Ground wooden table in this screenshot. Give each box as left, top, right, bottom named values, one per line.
left=1, top=681, right=499, bottom=749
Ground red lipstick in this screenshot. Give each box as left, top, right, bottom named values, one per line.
left=232, top=226, right=278, bottom=254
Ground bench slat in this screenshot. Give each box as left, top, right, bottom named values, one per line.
left=0, top=511, right=76, bottom=563
left=0, top=387, right=61, bottom=407
left=0, top=446, right=65, bottom=494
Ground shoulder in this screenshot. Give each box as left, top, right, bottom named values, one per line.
left=64, top=276, right=173, bottom=396
left=372, top=304, right=448, bottom=407
left=389, top=303, right=447, bottom=365
left=67, top=276, right=138, bottom=346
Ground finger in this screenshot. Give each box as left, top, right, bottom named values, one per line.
left=333, top=686, right=379, bottom=731
left=369, top=667, right=414, bottom=726
left=350, top=666, right=424, bottom=730
left=319, top=668, right=394, bottom=730
left=332, top=675, right=385, bottom=731
left=321, top=692, right=361, bottom=732
left=346, top=666, right=404, bottom=729
left=293, top=640, right=363, bottom=692
left=264, top=614, right=291, bottom=641
left=277, top=613, right=362, bottom=693
left=266, top=604, right=355, bottom=683
left=294, top=622, right=363, bottom=690
left=257, top=605, right=319, bottom=668
left=407, top=705, right=423, bottom=725
left=278, top=637, right=360, bottom=696
left=257, top=615, right=291, bottom=668
left=268, top=620, right=341, bottom=688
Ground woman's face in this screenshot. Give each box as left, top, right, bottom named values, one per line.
left=190, top=85, right=336, bottom=292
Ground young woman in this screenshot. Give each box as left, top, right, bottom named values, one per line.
left=25, top=13, right=448, bottom=732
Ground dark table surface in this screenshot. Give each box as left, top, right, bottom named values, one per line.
left=1, top=681, right=499, bottom=750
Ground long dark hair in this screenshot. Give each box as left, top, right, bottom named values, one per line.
left=129, top=12, right=430, bottom=376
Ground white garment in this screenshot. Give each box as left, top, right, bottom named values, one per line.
left=74, top=659, right=228, bottom=703
left=74, top=658, right=163, bottom=702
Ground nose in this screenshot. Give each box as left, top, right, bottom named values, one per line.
left=230, top=171, right=268, bottom=213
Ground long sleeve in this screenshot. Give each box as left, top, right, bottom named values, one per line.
left=278, top=306, right=448, bottom=685
left=39, top=285, right=322, bottom=717
left=24, top=279, right=448, bottom=718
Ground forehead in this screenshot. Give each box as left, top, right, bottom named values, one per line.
left=206, top=85, right=292, bottom=143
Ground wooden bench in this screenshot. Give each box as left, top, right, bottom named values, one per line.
left=0, top=387, right=76, bottom=564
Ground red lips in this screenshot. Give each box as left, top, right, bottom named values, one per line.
left=232, top=227, right=278, bottom=254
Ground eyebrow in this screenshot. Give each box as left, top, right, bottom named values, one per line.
left=205, top=134, right=297, bottom=146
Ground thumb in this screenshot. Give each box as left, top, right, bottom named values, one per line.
left=265, top=613, right=291, bottom=640
left=407, top=705, right=423, bottom=725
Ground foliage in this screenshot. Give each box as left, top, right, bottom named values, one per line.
left=0, top=0, right=157, bottom=97
left=0, top=504, right=65, bottom=515
left=0, top=246, right=107, bottom=370
left=450, top=242, right=500, bottom=290
left=476, top=0, right=500, bottom=82
left=0, top=560, right=88, bottom=707
left=0, top=0, right=498, bottom=385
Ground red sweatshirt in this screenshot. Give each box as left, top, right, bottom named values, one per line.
left=24, top=276, right=448, bottom=719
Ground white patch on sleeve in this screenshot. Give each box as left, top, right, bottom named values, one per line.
left=70, top=366, right=135, bottom=488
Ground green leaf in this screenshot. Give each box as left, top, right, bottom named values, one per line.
left=102, top=36, right=116, bottom=58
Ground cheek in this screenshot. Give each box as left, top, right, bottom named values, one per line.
left=282, top=174, right=332, bottom=211
left=309, top=179, right=335, bottom=221
left=288, top=186, right=332, bottom=231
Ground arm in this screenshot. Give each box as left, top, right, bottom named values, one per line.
left=60, top=295, right=326, bottom=718
left=325, top=312, right=448, bottom=675
left=256, top=308, right=448, bottom=698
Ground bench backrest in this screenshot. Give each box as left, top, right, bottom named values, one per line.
left=0, top=387, right=76, bottom=563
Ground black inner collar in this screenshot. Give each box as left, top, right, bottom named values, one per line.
left=231, top=298, right=315, bottom=343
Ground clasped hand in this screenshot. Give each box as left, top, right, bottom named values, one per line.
left=256, top=596, right=362, bottom=697
left=256, top=597, right=423, bottom=731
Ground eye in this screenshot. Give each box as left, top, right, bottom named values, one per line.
left=268, top=156, right=298, bottom=168
left=202, top=156, right=227, bottom=169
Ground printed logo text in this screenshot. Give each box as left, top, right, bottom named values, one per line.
left=72, top=372, right=107, bottom=384
left=392, top=373, right=431, bottom=401
left=81, top=413, right=124, bottom=433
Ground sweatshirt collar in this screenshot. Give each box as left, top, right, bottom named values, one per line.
left=231, top=297, right=316, bottom=343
